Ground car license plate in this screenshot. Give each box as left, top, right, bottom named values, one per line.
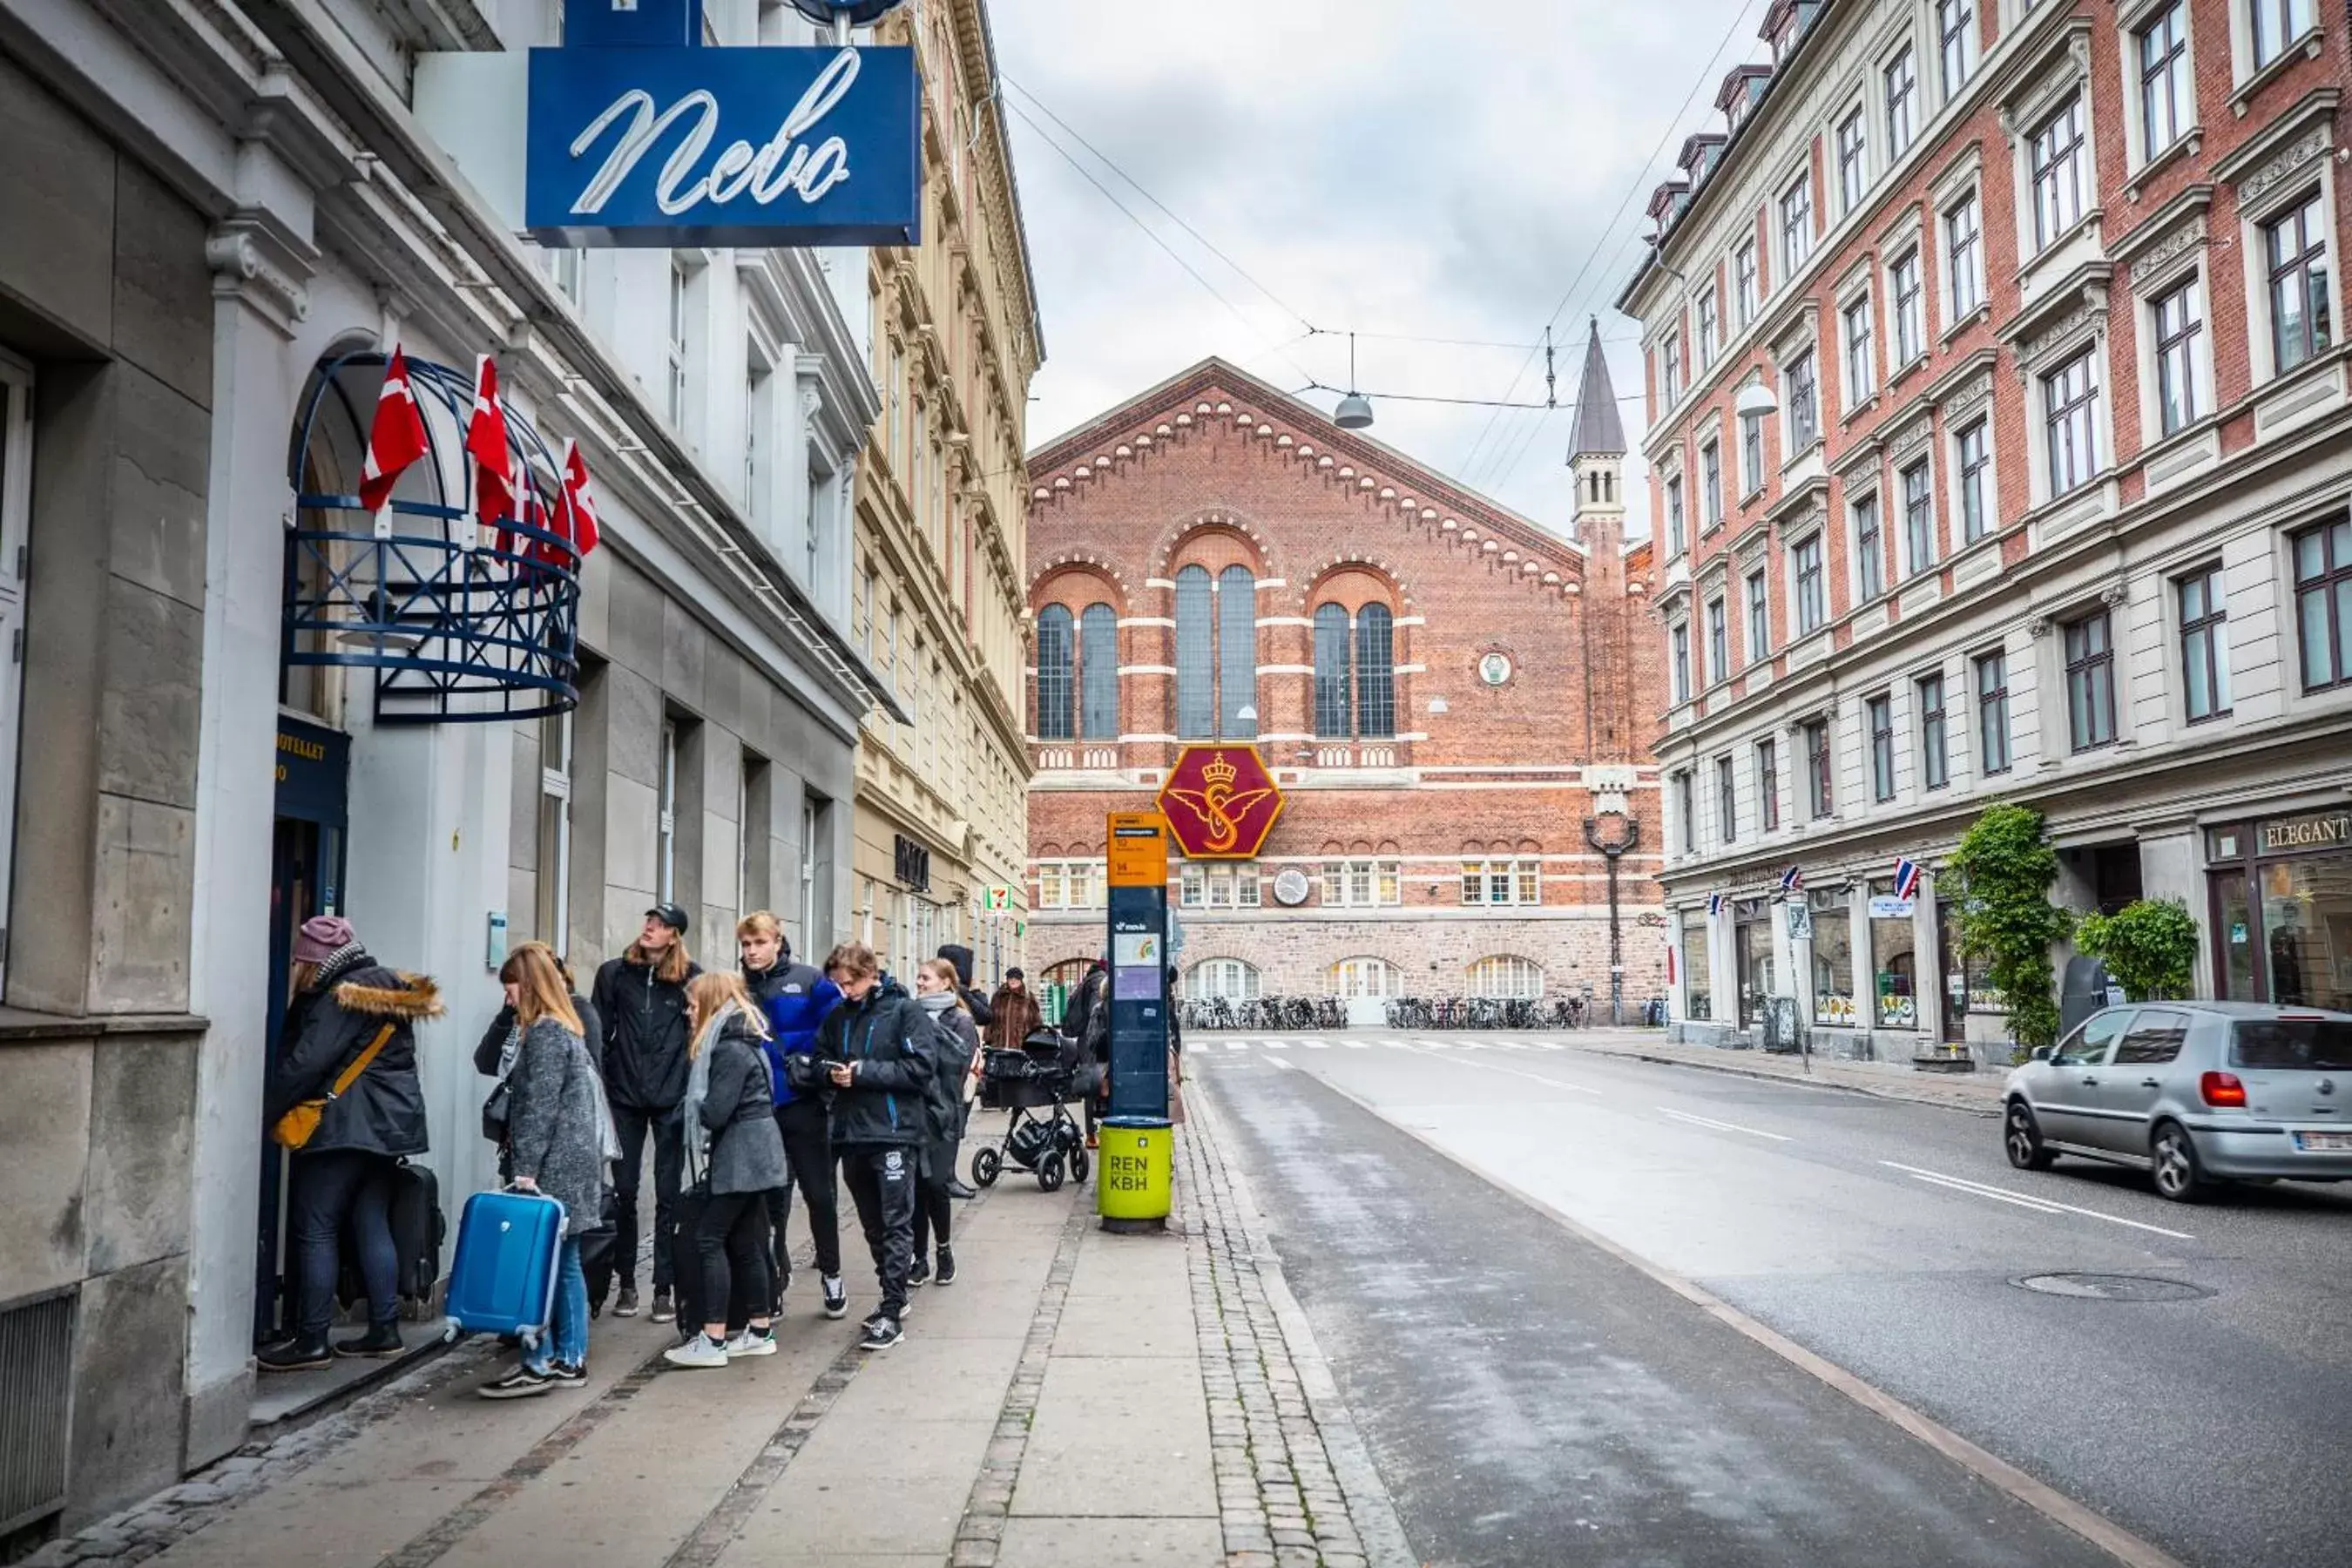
left=2293, top=1130, right=2352, bottom=1152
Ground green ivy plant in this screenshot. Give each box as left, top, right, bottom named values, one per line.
left=1947, top=803, right=2072, bottom=1054
left=2074, top=898, right=2200, bottom=1003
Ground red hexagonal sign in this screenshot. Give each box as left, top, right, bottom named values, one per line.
left=1157, top=745, right=1286, bottom=861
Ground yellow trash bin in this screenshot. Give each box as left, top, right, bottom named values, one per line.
left=1096, top=1116, right=1173, bottom=1229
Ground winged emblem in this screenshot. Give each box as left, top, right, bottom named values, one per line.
left=1159, top=752, right=1278, bottom=855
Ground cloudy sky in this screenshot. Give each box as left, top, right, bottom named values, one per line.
left=986, top=0, right=1773, bottom=542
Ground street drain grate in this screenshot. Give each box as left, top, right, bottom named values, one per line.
left=2013, top=1273, right=2212, bottom=1302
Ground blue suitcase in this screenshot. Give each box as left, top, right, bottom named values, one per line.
left=441, top=1189, right=566, bottom=1348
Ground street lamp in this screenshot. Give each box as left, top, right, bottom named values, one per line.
left=1334, top=332, right=1375, bottom=429
left=789, top=0, right=905, bottom=41
left=1585, top=810, right=1641, bottom=1027
left=1734, top=381, right=1780, bottom=420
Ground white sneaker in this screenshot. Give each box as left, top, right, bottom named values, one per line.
left=725, top=1327, right=777, bottom=1359
left=662, top=1332, right=731, bottom=1369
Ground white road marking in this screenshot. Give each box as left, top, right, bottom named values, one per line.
left=1303, top=1037, right=1331, bottom=1049
left=1342, top=1039, right=1372, bottom=1049
left=1416, top=1038, right=1455, bottom=1051
left=1383, top=1041, right=1415, bottom=1050
left=1396, top=1038, right=1602, bottom=1095
left=1262, top=1054, right=1292, bottom=1072
left=1529, top=1040, right=1565, bottom=1051
left=1879, top=1161, right=2194, bottom=1240
left=1657, top=1106, right=1795, bottom=1142
left=1224, top=1040, right=1251, bottom=1051
left=1262, top=1038, right=1289, bottom=1050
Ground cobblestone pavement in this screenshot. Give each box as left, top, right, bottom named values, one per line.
left=27, top=1092, right=1412, bottom=1568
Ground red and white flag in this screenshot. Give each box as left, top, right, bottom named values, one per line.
left=465, top=354, right=515, bottom=543
left=555, top=439, right=602, bottom=563
left=358, top=346, right=429, bottom=515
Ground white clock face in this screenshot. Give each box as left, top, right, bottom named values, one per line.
left=1478, top=652, right=1512, bottom=686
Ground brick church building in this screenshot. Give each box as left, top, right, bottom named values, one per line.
left=1022, top=341, right=1667, bottom=1017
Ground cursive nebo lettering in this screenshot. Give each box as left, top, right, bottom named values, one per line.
left=568, top=47, right=862, bottom=219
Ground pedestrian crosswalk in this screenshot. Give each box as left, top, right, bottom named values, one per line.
left=1200, top=1036, right=1571, bottom=1053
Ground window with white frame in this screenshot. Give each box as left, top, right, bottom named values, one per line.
left=666, top=258, right=692, bottom=429
left=1666, top=470, right=1686, bottom=557
left=2263, top=192, right=2332, bottom=375
left=1780, top=173, right=1814, bottom=275
left=1918, top=672, right=1950, bottom=789
left=1890, top=249, right=1925, bottom=365
left=1701, top=437, right=1724, bottom=530
left=1715, top=754, right=1737, bottom=843
left=2030, top=94, right=2089, bottom=249
left=0, top=354, right=31, bottom=993
left=1697, top=288, right=1720, bottom=368
left=1707, top=597, right=1729, bottom=686
left=1945, top=190, right=1985, bottom=317
left=1660, top=329, right=1683, bottom=403
left=1836, top=108, right=1869, bottom=213
left=1804, top=715, right=1835, bottom=818
left=657, top=718, right=680, bottom=903
left=1902, top=458, right=1936, bottom=576
left=1674, top=770, right=1697, bottom=853
left=2137, top=3, right=2191, bottom=159
left=2044, top=346, right=2102, bottom=496
left=1955, top=417, right=1992, bottom=544
left=1794, top=533, right=1828, bottom=633
left=1468, top=956, right=1544, bottom=1000
left=1842, top=294, right=1876, bottom=407
left=2152, top=274, right=2205, bottom=435
left=1321, top=859, right=1398, bottom=909
left=1329, top=956, right=1400, bottom=999
left=1183, top=862, right=1261, bottom=909
left=1735, top=238, right=1761, bottom=323
left=1189, top=958, right=1260, bottom=1000
left=1854, top=491, right=1886, bottom=602
left=549, top=247, right=584, bottom=306
left=1936, top=0, right=1975, bottom=96
left=1671, top=623, right=1692, bottom=703
left=2251, top=0, right=2318, bottom=71
left=1740, top=411, right=1765, bottom=497
left=1460, top=860, right=1543, bottom=908
left=1975, top=648, right=2011, bottom=773
left=1745, top=568, right=1771, bottom=661
left=1868, top=693, right=1896, bottom=801
left=2179, top=564, right=2233, bottom=722
left=2064, top=611, right=2118, bottom=750
left=537, top=710, right=573, bottom=956
left=1886, top=46, right=1919, bottom=158
left=1179, top=861, right=1206, bottom=908
left=1786, top=348, right=1820, bottom=449
left=2294, top=518, right=2352, bottom=692
left=1756, top=736, right=1781, bottom=830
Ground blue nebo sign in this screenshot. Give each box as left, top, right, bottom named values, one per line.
left=524, top=43, right=921, bottom=247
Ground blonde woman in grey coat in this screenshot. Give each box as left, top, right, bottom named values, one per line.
left=666, top=971, right=791, bottom=1369
left=480, top=942, right=610, bottom=1400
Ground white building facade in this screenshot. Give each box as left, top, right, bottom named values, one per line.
left=0, top=0, right=889, bottom=1536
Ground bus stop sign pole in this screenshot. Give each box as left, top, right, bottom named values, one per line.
left=1099, top=810, right=1173, bottom=1231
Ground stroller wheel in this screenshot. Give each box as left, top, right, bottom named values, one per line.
left=1037, top=1152, right=1066, bottom=1193
left=972, top=1146, right=1003, bottom=1188
left=1070, top=1147, right=1091, bottom=1184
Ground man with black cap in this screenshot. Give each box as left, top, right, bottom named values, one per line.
left=591, top=904, right=700, bottom=1322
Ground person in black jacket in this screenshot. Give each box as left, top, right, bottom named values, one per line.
left=591, top=904, right=700, bottom=1322
left=936, top=943, right=993, bottom=1030
left=260, top=916, right=442, bottom=1371
left=814, top=943, right=937, bottom=1351
left=909, top=958, right=980, bottom=1287
left=1062, top=958, right=1112, bottom=1149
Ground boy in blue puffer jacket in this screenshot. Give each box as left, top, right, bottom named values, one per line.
left=738, top=913, right=847, bottom=1320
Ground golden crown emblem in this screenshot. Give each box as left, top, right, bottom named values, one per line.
left=1201, top=754, right=1239, bottom=787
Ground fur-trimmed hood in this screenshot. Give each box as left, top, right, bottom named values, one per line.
left=334, top=971, right=444, bottom=1021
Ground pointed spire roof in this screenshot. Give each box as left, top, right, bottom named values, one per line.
left=1566, top=318, right=1626, bottom=463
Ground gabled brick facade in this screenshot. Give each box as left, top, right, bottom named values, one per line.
left=1022, top=358, right=1666, bottom=1015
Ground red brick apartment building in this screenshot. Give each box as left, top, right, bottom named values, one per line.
left=1020, top=355, right=1666, bottom=1017
left=1629, top=0, right=2352, bottom=1057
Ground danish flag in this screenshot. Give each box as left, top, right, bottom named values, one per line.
left=357, top=346, right=429, bottom=516
left=555, top=439, right=602, bottom=563
left=465, top=354, right=515, bottom=543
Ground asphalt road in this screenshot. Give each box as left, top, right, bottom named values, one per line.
left=1193, top=1031, right=2352, bottom=1568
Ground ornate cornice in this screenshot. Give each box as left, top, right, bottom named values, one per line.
left=205, top=208, right=314, bottom=337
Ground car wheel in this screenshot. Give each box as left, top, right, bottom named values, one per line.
left=2150, top=1122, right=2207, bottom=1204
left=971, top=1146, right=1002, bottom=1188
left=2004, top=1102, right=2055, bottom=1171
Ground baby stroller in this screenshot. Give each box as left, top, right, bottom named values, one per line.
left=972, top=1031, right=1091, bottom=1192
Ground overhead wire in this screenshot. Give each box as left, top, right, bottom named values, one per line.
left=1454, top=0, right=1769, bottom=490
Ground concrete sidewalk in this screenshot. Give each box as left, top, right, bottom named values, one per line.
left=1560, top=1029, right=2010, bottom=1114
left=29, top=1097, right=1408, bottom=1568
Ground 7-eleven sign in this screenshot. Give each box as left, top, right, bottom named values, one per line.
left=983, top=885, right=1014, bottom=912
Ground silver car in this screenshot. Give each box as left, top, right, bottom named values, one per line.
left=2002, top=1002, right=2352, bottom=1202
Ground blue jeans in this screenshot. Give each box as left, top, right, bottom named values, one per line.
left=290, top=1149, right=398, bottom=1341
left=527, top=1237, right=588, bottom=1373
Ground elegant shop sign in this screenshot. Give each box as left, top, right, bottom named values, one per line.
left=524, top=0, right=919, bottom=247
left=2261, top=812, right=2352, bottom=855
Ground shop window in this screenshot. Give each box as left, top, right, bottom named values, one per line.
left=1680, top=908, right=1713, bottom=1020
left=1811, top=889, right=1855, bottom=1027
left=1469, top=956, right=1544, bottom=999
left=1870, top=880, right=1918, bottom=1028
left=2293, top=518, right=2352, bottom=691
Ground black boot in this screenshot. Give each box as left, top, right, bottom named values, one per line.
left=258, top=1336, right=332, bottom=1373
left=334, top=1322, right=405, bottom=1359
